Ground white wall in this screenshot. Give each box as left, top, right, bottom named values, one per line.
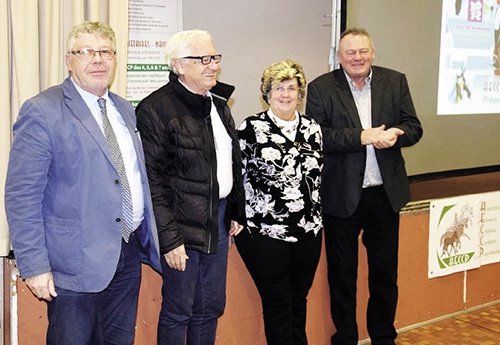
left=182, top=0, right=333, bottom=125
left=182, top=0, right=500, bottom=176
left=347, top=0, right=500, bottom=175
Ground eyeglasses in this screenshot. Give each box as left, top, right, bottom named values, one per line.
left=274, top=85, right=299, bottom=94
left=180, top=54, right=222, bottom=65
left=70, top=48, right=116, bottom=60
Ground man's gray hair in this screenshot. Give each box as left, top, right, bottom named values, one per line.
left=66, top=21, right=116, bottom=53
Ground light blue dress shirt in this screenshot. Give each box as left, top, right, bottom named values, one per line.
left=345, top=71, right=383, bottom=188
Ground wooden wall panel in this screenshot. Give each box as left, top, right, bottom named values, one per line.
left=11, top=209, right=499, bottom=344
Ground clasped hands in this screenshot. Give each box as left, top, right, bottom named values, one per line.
left=361, top=124, right=404, bottom=149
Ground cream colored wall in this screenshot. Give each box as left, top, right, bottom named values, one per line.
left=182, top=0, right=333, bottom=126
left=182, top=0, right=500, bottom=176
left=347, top=0, right=500, bottom=175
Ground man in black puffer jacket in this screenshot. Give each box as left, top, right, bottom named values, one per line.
left=135, top=29, right=245, bottom=345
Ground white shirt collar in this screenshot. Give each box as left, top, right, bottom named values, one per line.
left=344, top=69, right=372, bottom=90
left=70, top=77, right=109, bottom=105
left=178, top=78, right=211, bottom=98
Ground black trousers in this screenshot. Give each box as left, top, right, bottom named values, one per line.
left=236, top=230, right=322, bottom=345
left=324, top=186, right=399, bottom=345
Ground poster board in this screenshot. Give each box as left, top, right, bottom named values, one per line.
left=428, top=191, right=500, bottom=278
left=127, top=0, right=183, bottom=107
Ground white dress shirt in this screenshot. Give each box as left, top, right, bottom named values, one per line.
left=345, top=71, right=383, bottom=188
left=72, top=78, right=145, bottom=229
left=208, top=95, right=233, bottom=199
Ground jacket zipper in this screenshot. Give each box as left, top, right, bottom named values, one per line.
left=206, top=116, right=214, bottom=254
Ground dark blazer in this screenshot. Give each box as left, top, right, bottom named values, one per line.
left=306, top=66, right=423, bottom=217
left=5, top=77, right=162, bottom=293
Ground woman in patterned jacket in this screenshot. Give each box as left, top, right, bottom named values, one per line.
left=235, top=60, right=323, bottom=345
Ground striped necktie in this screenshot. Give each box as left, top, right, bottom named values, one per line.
left=97, top=98, right=134, bottom=242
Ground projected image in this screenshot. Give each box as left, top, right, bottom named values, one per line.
left=438, top=0, right=500, bottom=115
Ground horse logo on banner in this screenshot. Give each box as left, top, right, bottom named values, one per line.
left=440, top=204, right=473, bottom=257
left=436, top=203, right=475, bottom=269
left=429, top=192, right=500, bottom=278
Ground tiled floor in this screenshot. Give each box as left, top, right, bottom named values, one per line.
left=395, top=303, right=500, bottom=345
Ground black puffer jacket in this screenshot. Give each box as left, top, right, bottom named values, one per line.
left=136, top=73, right=245, bottom=255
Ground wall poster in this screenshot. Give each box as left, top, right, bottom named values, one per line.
left=127, top=0, right=183, bottom=107
left=438, top=0, right=500, bottom=115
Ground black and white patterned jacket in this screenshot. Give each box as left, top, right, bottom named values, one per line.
left=237, top=111, right=323, bottom=242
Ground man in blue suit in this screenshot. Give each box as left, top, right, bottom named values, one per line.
left=5, top=21, right=161, bottom=345
left=306, top=27, right=423, bottom=345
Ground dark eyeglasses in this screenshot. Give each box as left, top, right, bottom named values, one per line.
left=180, top=54, right=222, bottom=65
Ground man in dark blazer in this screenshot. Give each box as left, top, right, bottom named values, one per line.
left=5, top=22, right=161, bottom=345
left=306, top=27, right=423, bottom=345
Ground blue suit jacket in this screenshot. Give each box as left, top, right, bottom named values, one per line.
left=5, top=77, right=161, bottom=292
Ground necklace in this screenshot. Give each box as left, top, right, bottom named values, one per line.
left=268, top=109, right=299, bottom=141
